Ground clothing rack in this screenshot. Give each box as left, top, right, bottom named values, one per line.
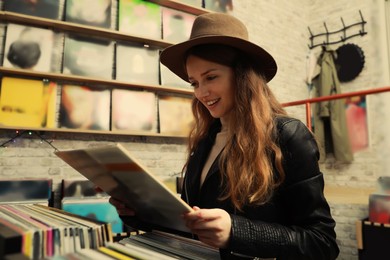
left=282, top=86, right=390, bottom=129
left=308, top=10, right=367, bottom=49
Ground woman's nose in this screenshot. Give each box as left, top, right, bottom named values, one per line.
left=196, top=84, right=210, bottom=98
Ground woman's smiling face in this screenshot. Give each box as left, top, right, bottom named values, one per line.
left=186, top=54, right=235, bottom=120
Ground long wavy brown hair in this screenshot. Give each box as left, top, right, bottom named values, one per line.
left=183, top=44, right=288, bottom=211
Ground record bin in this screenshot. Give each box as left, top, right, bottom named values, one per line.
left=356, top=218, right=390, bottom=259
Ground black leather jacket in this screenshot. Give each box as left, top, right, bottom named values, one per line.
left=181, top=117, right=339, bottom=260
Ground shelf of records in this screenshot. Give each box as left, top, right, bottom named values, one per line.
left=0, top=76, right=194, bottom=137
left=0, top=0, right=214, bottom=92
left=0, top=179, right=220, bottom=259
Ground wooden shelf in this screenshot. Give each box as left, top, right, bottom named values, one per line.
left=324, top=186, right=375, bottom=205
left=0, top=125, right=189, bottom=139
left=0, top=11, right=173, bottom=49
left=0, top=67, right=194, bottom=95
left=147, top=0, right=209, bottom=15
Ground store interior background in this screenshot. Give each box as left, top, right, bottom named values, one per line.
left=0, top=0, right=389, bottom=259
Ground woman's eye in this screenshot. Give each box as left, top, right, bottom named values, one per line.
left=206, top=75, right=217, bottom=81
left=189, top=82, right=198, bottom=88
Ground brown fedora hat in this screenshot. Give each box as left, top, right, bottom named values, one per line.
left=160, top=13, right=277, bottom=83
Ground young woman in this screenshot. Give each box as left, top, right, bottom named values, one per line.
left=111, top=13, right=339, bottom=259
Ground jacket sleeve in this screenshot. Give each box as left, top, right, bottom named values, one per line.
left=225, top=119, right=339, bottom=260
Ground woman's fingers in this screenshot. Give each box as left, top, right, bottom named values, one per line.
left=109, top=197, right=136, bottom=216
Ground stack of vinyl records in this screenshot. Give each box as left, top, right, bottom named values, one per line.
left=45, top=230, right=220, bottom=260
left=0, top=204, right=112, bottom=260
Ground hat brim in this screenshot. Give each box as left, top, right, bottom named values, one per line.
left=160, top=35, right=277, bottom=83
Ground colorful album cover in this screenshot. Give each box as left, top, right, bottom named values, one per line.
left=111, top=89, right=157, bottom=132
left=0, top=179, right=52, bottom=203
left=65, top=0, right=112, bottom=29
left=62, top=36, right=114, bottom=80
left=61, top=199, right=124, bottom=233
left=369, top=193, right=390, bottom=224
left=3, top=24, right=54, bottom=72
left=158, top=95, right=193, bottom=135
left=115, top=43, right=159, bottom=85
left=59, top=84, right=111, bottom=131
left=204, top=0, right=233, bottom=13
left=160, top=64, right=190, bottom=88
left=3, top=0, right=61, bottom=20
left=118, top=0, right=162, bottom=39
left=345, top=95, right=369, bottom=153
left=62, top=179, right=108, bottom=199
left=0, top=77, right=58, bottom=128
left=162, top=7, right=195, bottom=43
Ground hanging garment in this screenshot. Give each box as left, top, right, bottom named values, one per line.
left=311, top=47, right=353, bottom=163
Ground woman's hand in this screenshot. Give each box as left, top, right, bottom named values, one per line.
left=183, top=206, right=231, bottom=248
left=108, top=197, right=136, bottom=216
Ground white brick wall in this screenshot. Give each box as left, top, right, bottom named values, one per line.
left=0, top=1, right=389, bottom=259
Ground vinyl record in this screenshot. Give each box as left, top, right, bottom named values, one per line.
left=335, top=43, right=365, bottom=82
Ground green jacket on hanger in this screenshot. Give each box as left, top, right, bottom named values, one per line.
left=312, top=47, right=353, bottom=163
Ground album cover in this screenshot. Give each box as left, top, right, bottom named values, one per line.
left=118, top=0, right=162, bottom=39
left=3, top=0, right=61, bottom=20
left=61, top=199, right=124, bottom=234
left=0, top=77, right=58, bottom=128
left=62, top=36, right=114, bottom=80
left=3, top=23, right=54, bottom=72
left=162, top=7, right=195, bottom=43
left=62, top=179, right=108, bottom=199
left=369, top=193, right=390, bottom=224
left=159, top=65, right=190, bottom=88
left=0, top=179, right=52, bottom=204
left=59, top=84, right=111, bottom=131
left=158, top=95, right=193, bottom=136
left=55, top=143, right=194, bottom=233
left=115, top=43, right=160, bottom=85
left=204, top=0, right=233, bottom=13
left=111, top=89, right=157, bottom=133
left=64, top=0, right=112, bottom=29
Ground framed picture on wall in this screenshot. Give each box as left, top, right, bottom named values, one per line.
left=345, top=95, right=369, bottom=153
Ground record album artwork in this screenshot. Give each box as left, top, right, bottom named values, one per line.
left=162, top=7, right=195, bottom=43
left=116, top=43, right=159, bottom=85
left=62, top=199, right=124, bottom=233
left=0, top=77, right=58, bottom=128
left=345, top=95, right=369, bottom=153
left=158, top=96, right=193, bottom=136
left=3, top=0, right=61, bottom=20
left=3, top=24, right=54, bottom=72
left=62, top=36, right=114, bottom=80
left=62, top=179, right=108, bottom=199
left=160, top=64, right=189, bottom=88
left=59, top=84, right=111, bottom=131
left=204, top=0, right=233, bottom=13
left=118, top=0, right=162, bottom=39
left=0, top=179, right=52, bottom=204
left=65, top=0, right=112, bottom=29
left=111, top=89, right=157, bottom=132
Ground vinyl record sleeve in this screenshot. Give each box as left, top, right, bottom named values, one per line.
left=55, top=143, right=193, bottom=233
